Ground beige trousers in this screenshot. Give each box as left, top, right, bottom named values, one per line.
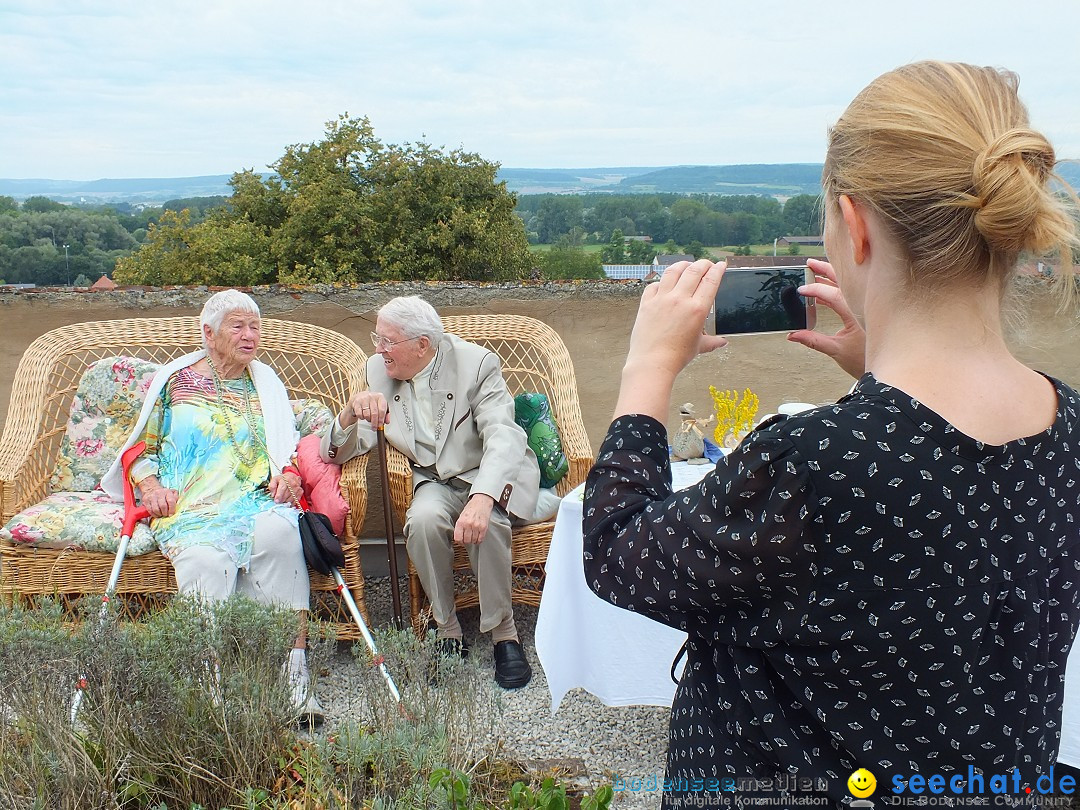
left=404, top=479, right=515, bottom=638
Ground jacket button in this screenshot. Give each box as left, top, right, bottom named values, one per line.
left=394, top=395, right=400, bottom=401
left=447, top=393, right=454, bottom=400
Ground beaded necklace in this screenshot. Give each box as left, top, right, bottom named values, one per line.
left=205, top=356, right=260, bottom=466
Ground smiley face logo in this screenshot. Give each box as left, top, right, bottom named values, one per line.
left=848, top=768, right=876, bottom=798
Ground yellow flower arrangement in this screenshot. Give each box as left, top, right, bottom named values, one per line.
left=708, top=386, right=760, bottom=448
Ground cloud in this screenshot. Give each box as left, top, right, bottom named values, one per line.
left=1, top=0, right=1078, bottom=178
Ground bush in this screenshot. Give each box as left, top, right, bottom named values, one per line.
left=0, top=598, right=611, bottom=809
left=538, top=244, right=604, bottom=280
left=0, top=595, right=300, bottom=809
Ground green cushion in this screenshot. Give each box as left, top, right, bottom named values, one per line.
left=514, top=392, right=569, bottom=489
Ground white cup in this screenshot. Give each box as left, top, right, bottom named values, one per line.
left=778, top=402, right=816, bottom=416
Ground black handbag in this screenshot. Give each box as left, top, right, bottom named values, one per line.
left=278, top=470, right=346, bottom=576
left=297, top=509, right=346, bottom=576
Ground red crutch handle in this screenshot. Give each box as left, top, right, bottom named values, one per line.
left=119, top=441, right=151, bottom=537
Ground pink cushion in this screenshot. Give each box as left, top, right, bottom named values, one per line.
left=295, top=433, right=348, bottom=534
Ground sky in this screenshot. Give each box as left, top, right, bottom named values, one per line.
left=2, top=0, right=1078, bottom=180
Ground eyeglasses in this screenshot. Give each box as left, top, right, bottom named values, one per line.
left=370, top=332, right=421, bottom=351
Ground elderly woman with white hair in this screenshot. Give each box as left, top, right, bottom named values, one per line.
left=101, top=289, right=322, bottom=723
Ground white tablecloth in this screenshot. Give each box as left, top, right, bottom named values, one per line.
left=535, top=462, right=714, bottom=713
left=1059, top=644, right=1080, bottom=765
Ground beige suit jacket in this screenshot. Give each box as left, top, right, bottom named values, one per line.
left=321, top=334, right=540, bottom=519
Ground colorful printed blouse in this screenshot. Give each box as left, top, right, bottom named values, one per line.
left=130, top=366, right=295, bottom=567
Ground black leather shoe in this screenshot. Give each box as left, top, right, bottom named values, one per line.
left=493, top=640, right=532, bottom=689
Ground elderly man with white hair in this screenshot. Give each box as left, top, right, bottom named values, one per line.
left=322, top=295, right=539, bottom=688
left=102, top=289, right=323, bottom=724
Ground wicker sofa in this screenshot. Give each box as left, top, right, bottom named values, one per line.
left=0, top=316, right=371, bottom=638
left=381, top=314, right=593, bottom=635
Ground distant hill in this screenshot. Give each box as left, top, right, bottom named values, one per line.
left=610, top=163, right=825, bottom=197
left=495, top=167, right=661, bottom=194
left=3, top=161, right=1079, bottom=203
left=0, top=175, right=238, bottom=203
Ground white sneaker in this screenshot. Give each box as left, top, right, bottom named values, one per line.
left=284, top=648, right=324, bottom=727
left=294, top=691, right=325, bottom=728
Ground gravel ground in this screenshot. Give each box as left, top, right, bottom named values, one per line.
left=312, top=579, right=1080, bottom=810
left=315, top=576, right=668, bottom=810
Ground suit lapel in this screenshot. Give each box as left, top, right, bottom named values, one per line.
left=386, top=378, right=418, bottom=459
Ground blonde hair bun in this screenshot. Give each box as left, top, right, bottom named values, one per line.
left=972, top=128, right=1062, bottom=256
left=825, top=61, right=1078, bottom=291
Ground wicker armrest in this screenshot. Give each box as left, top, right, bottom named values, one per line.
left=0, top=428, right=60, bottom=524
left=384, top=445, right=413, bottom=527
left=337, top=454, right=369, bottom=539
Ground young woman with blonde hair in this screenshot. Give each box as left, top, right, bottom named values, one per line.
left=584, top=61, right=1080, bottom=807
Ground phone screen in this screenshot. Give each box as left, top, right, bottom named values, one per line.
left=710, top=266, right=816, bottom=336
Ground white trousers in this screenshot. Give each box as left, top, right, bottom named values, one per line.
left=170, top=511, right=310, bottom=610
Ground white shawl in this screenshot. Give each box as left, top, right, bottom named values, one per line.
left=100, top=350, right=299, bottom=501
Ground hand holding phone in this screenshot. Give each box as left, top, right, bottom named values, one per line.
left=706, top=266, right=817, bottom=336
left=786, top=258, right=866, bottom=378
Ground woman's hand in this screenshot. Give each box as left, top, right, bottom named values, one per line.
left=138, top=477, right=178, bottom=518
left=340, top=391, right=390, bottom=430
left=614, top=259, right=728, bottom=421
left=269, top=471, right=303, bottom=505
left=786, top=258, right=866, bottom=379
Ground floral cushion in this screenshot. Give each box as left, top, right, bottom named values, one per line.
left=50, top=357, right=161, bottom=493
left=9, top=361, right=340, bottom=555
left=292, top=398, right=335, bottom=439
left=0, top=491, right=157, bottom=556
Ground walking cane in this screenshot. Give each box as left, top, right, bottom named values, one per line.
left=70, top=440, right=151, bottom=724
left=377, top=428, right=405, bottom=630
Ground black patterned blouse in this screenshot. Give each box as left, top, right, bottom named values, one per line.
left=583, top=373, right=1080, bottom=808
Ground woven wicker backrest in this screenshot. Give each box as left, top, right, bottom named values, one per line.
left=440, top=314, right=592, bottom=494
left=0, top=316, right=367, bottom=522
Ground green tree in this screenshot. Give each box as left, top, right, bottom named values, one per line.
left=534, top=196, right=584, bottom=243
left=600, top=229, right=626, bottom=264
left=687, top=240, right=712, bottom=260
left=782, top=194, right=823, bottom=236
left=624, top=239, right=656, bottom=264
left=115, top=209, right=274, bottom=287
left=0, top=196, right=17, bottom=216
left=538, top=241, right=604, bottom=280
left=117, top=115, right=533, bottom=285
left=787, top=241, right=801, bottom=256
left=21, top=196, right=66, bottom=213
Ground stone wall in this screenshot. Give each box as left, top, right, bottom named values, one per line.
left=4, top=280, right=1077, bottom=541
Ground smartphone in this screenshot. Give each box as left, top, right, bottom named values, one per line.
left=707, top=266, right=817, bottom=336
